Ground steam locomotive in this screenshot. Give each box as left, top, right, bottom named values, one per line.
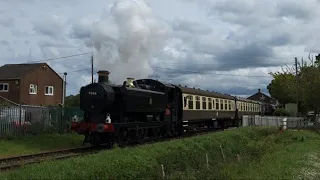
left=71, top=70, right=273, bottom=146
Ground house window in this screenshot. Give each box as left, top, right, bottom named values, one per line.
left=29, top=84, right=37, bottom=94
left=45, top=86, right=54, bottom=95
left=0, top=83, right=9, bottom=92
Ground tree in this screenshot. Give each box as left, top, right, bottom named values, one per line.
left=267, top=72, right=297, bottom=106
left=267, top=53, right=320, bottom=117
left=64, top=94, right=80, bottom=107
left=299, top=54, right=320, bottom=116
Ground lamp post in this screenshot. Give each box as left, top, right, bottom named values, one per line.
left=62, top=72, right=67, bottom=106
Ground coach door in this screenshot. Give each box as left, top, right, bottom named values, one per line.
left=167, top=87, right=178, bottom=122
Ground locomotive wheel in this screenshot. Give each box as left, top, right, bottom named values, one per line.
left=89, top=132, right=102, bottom=146
left=118, top=129, right=129, bottom=147
left=153, top=127, right=161, bottom=139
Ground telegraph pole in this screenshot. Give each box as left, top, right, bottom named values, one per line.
left=91, top=54, right=94, bottom=83
left=294, top=57, right=299, bottom=114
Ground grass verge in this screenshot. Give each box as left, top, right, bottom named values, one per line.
left=0, top=127, right=319, bottom=179
left=0, top=132, right=84, bottom=157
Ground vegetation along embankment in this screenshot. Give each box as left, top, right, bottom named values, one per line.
left=0, top=133, right=83, bottom=157
left=1, top=127, right=319, bottom=180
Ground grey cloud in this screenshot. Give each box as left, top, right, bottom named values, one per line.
left=276, top=1, right=314, bottom=21
left=172, top=18, right=212, bottom=35
left=0, top=40, right=9, bottom=46
left=209, top=0, right=256, bottom=16
left=69, top=21, right=92, bottom=40
left=32, top=16, right=67, bottom=39
left=214, top=42, right=276, bottom=71
left=0, top=17, right=14, bottom=27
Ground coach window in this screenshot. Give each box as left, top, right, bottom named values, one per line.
left=216, top=99, right=219, bottom=110
left=202, top=97, right=207, bottom=110
left=208, top=98, right=212, bottom=109
left=188, top=96, right=194, bottom=109
left=212, top=99, right=215, bottom=109
left=195, top=96, right=200, bottom=109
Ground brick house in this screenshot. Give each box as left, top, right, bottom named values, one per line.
left=0, top=63, right=63, bottom=106
left=247, top=89, right=279, bottom=106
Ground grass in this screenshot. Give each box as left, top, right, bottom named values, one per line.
left=0, top=127, right=319, bottom=179
left=0, top=132, right=84, bottom=157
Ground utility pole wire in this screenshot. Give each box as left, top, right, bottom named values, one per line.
left=29, top=52, right=92, bottom=63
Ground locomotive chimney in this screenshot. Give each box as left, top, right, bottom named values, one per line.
left=126, top=78, right=135, bottom=87
left=97, top=70, right=110, bottom=83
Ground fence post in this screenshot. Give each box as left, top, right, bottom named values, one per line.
left=19, top=104, right=22, bottom=127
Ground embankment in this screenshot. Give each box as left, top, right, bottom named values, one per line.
left=1, top=127, right=319, bottom=180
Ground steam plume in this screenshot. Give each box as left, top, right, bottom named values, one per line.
left=90, top=0, right=169, bottom=83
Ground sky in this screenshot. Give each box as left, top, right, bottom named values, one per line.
left=0, top=0, right=319, bottom=97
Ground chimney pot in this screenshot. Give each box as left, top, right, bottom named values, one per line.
left=97, top=70, right=110, bottom=83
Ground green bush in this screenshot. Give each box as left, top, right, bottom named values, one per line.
left=273, top=108, right=291, bottom=116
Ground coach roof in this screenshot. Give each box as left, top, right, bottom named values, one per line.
left=177, top=85, right=234, bottom=100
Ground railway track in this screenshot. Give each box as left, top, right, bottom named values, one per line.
left=0, top=145, right=108, bottom=171
left=0, top=127, right=237, bottom=172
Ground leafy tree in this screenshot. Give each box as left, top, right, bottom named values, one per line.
left=64, top=94, right=80, bottom=107
left=299, top=54, right=320, bottom=116
left=267, top=72, right=297, bottom=106
left=267, top=53, right=320, bottom=118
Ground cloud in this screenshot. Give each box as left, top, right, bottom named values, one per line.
left=1, top=0, right=320, bottom=99
left=90, top=0, right=170, bottom=83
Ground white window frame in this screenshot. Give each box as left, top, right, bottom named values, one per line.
left=29, top=84, right=38, bottom=94
left=45, top=86, right=54, bottom=96
left=0, top=83, right=9, bottom=92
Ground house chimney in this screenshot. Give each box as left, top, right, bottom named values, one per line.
left=258, top=88, right=261, bottom=93
left=97, top=70, right=110, bottom=83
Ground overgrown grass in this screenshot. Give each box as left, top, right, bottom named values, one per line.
left=0, top=127, right=319, bottom=179
left=0, top=132, right=84, bottom=157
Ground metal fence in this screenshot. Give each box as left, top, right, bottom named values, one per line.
left=0, top=105, right=84, bottom=138
left=242, top=115, right=320, bottom=131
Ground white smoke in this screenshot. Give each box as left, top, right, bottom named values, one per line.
left=90, top=0, right=170, bottom=84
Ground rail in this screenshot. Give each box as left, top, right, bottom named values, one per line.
left=0, top=145, right=109, bottom=171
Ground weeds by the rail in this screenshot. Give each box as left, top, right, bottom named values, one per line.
left=1, top=127, right=319, bottom=179
left=0, top=132, right=83, bottom=157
